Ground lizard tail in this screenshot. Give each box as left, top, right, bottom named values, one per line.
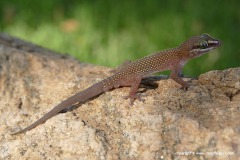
left=11, top=80, right=108, bottom=135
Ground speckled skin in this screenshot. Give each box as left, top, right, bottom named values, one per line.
left=12, top=33, right=221, bottom=134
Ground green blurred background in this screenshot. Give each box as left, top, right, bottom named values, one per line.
left=0, top=0, right=239, bottom=76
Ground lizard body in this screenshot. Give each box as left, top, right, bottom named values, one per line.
left=12, top=33, right=221, bottom=134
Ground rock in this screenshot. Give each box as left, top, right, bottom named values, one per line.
left=0, top=33, right=239, bottom=159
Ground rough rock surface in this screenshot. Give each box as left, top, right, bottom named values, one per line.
left=0, top=33, right=239, bottom=160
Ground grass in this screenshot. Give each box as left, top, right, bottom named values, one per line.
left=0, top=0, right=239, bottom=76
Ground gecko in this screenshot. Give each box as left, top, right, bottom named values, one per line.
left=11, top=33, right=221, bottom=134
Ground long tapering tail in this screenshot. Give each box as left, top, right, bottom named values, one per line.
left=12, top=79, right=110, bottom=135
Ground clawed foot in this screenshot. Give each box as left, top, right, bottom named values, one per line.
left=180, top=83, right=192, bottom=91
left=123, top=93, right=145, bottom=105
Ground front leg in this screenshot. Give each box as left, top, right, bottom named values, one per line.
left=170, top=66, right=189, bottom=90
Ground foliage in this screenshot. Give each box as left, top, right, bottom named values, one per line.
left=0, top=0, right=239, bottom=76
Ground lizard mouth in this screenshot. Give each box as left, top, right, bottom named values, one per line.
left=190, top=39, right=221, bottom=58
left=200, top=40, right=221, bottom=52
left=208, top=40, right=221, bottom=48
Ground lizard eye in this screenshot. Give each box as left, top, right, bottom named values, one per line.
left=199, top=41, right=208, bottom=49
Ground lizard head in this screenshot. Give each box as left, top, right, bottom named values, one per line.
left=179, top=33, right=221, bottom=58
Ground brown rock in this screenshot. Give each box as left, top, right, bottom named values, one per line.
left=0, top=33, right=239, bottom=159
